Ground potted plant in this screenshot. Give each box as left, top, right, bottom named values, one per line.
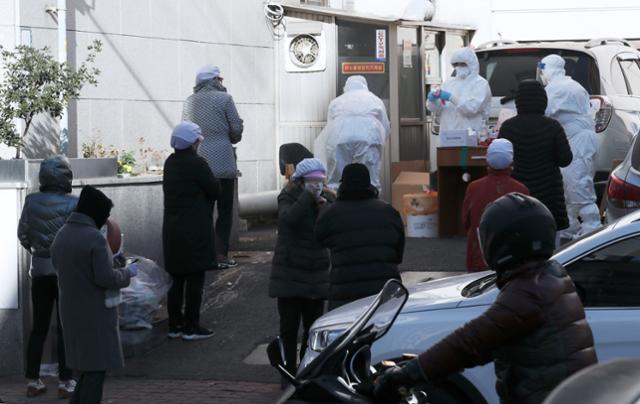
left=0, top=40, right=102, bottom=159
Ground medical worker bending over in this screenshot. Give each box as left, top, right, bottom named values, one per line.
left=538, top=54, right=600, bottom=239
left=427, top=47, right=491, bottom=169
left=314, top=75, right=390, bottom=191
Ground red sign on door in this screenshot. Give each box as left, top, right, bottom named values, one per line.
left=341, top=62, right=386, bottom=74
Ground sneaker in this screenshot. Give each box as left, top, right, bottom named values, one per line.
left=58, top=380, right=76, bottom=399
left=168, top=326, right=183, bottom=339
left=182, top=326, right=214, bottom=341
left=217, top=257, right=238, bottom=269
left=26, top=379, right=46, bottom=397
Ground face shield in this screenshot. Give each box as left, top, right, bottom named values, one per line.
left=536, top=62, right=547, bottom=86
left=452, top=62, right=470, bottom=79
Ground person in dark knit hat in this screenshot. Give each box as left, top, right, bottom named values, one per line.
left=499, top=79, right=573, bottom=242
left=51, top=186, right=135, bottom=404
left=316, top=163, right=404, bottom=310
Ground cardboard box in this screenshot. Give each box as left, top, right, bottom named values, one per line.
left=390, top=160, right=429, bottom=182
left=392, top=171, right=431, bottom=224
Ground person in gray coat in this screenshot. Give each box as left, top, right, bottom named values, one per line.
left=182, top=65, right=243, bottom=269
left=51, top=186, right=136, bottom=404
left=18, top=157, right=77, bottom=398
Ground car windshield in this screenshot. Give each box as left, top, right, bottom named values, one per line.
left=477, top=48, right=601, bottom=97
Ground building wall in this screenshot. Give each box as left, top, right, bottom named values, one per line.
left=432, top=0, right=640, bottom=45
left=276, top=19, right=336, bottom=188
left=1, top=0, right=277, bottom=195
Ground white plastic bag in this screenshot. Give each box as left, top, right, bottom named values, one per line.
left=118, top=256, right=172, bottom=330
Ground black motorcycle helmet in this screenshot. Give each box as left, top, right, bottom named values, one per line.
left=478, top=193, right=556, bottom=271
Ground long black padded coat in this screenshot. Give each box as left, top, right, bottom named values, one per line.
left=163, top=148, right=220, bottom=274
left=499, top=115, right=573, bottom=231
left=268, top=184, right=332, bottom=300
left=315, top=197, right=405, bottom=309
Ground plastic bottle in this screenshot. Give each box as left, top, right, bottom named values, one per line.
left=478, top=119, right=489, bottom=146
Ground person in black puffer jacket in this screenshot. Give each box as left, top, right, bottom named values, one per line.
left=499, top=79, right=573, bottom=233
left=316, top=163, right=404, bottom=310
left=18, top=156, right=77, bottom=398
left=269, top=158, right=333, bottom=379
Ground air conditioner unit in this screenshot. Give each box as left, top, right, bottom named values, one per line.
left=284, top=22, right=327, bottom=73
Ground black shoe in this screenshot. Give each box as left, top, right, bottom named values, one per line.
left=217, top=257, right=238, bottom=269
left=168, top=326, right=183, bottom=339
left=182, top=326, right=214, bottom=341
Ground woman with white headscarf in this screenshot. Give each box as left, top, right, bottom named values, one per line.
left=314, top=75, right=390, bottom=191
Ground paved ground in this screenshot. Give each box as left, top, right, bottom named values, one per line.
left=0, top=224, right=467, bottom=403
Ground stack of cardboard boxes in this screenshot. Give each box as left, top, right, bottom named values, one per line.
left=391, top=160, right=437, bottom=238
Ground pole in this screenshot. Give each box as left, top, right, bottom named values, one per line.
left=57, top=0, right=68, bottom=156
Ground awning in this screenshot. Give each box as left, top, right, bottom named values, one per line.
left=281, top=2, right=475, bottom=32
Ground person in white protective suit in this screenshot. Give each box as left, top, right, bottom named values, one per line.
left=427, top=47, right=492, bottom=170
left=538, top=54, right=600, bottom=239
left=314, top=76, right=390, bottom=191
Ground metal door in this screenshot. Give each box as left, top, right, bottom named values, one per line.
left=397, top=26, right=426, bottom=161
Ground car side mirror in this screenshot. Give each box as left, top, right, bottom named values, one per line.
left=267, top=337, right=298, bottom=386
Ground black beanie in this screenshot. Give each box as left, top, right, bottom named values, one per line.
left=76, top=185, right=113, bottom=228
left=338, top=163, right=378, bottom=201
left=515, top=79, right=548, bottom=115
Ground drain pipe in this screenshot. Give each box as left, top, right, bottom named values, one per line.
left=57, top=0, right=69, bottom=155
left=238, top=191, right=279, bottom=217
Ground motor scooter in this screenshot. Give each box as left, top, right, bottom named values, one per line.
left=267, top=280, right=429, bottom=404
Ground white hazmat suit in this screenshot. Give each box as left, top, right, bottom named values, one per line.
left=540, top=54, right=600, bottom=238
left=427, top=47, right=492, bottom=170
left=314, top=76, right=390, bottom=190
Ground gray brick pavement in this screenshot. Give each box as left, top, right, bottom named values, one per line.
left=0, top=377, right=281, bottom=404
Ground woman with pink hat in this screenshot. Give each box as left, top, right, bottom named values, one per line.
left=268, top=158, right=334, bottom=386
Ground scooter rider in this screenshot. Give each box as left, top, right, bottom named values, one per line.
left=374, top=193, right=597, bottom=404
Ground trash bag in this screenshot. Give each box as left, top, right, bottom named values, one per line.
left=118, top=255, right=172, bottom=330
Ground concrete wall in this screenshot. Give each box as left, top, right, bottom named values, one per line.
left=1, top=0, right=278, bottom=195
left=275, top=19, right=337, bottom=188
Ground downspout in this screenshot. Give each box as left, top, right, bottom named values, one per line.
left=57, top=0, right=69, bottom=156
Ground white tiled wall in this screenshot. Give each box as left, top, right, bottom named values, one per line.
left=8, top=0, right=277, bottom=194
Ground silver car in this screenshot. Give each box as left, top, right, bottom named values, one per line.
left=472, top=38, right=640, bottom=198
left=301, top=210, right=640, bottom=403
left=606, top=133, right=640, bottom=222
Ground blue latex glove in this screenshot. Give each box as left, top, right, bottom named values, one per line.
left=427, top=91, right=439, bottom=102
left=127, top=263, right=138, bottom=277
left=440, top=90, right=452, bottom=102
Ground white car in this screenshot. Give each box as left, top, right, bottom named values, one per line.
left=300, top=210, right=640, bottom=404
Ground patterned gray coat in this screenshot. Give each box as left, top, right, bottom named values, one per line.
left=182, top=82, right=244, bottom=179
left=51, top=212, right=132, bottom=371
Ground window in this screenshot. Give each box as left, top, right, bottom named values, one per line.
left=611, top=58, right=629, bottom=94
left=619, top=58, right=640, bottom=95
left=567, top=236, right=640, bottom=307
left=477, top=49, right=600, bottom=97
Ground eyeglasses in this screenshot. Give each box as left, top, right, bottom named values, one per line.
left=452, top=62, right=467, bottom=67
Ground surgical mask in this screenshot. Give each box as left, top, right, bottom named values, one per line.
left=455, top=66, right=470, bottom=79
left=304, top=180, right=323, bottom=199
